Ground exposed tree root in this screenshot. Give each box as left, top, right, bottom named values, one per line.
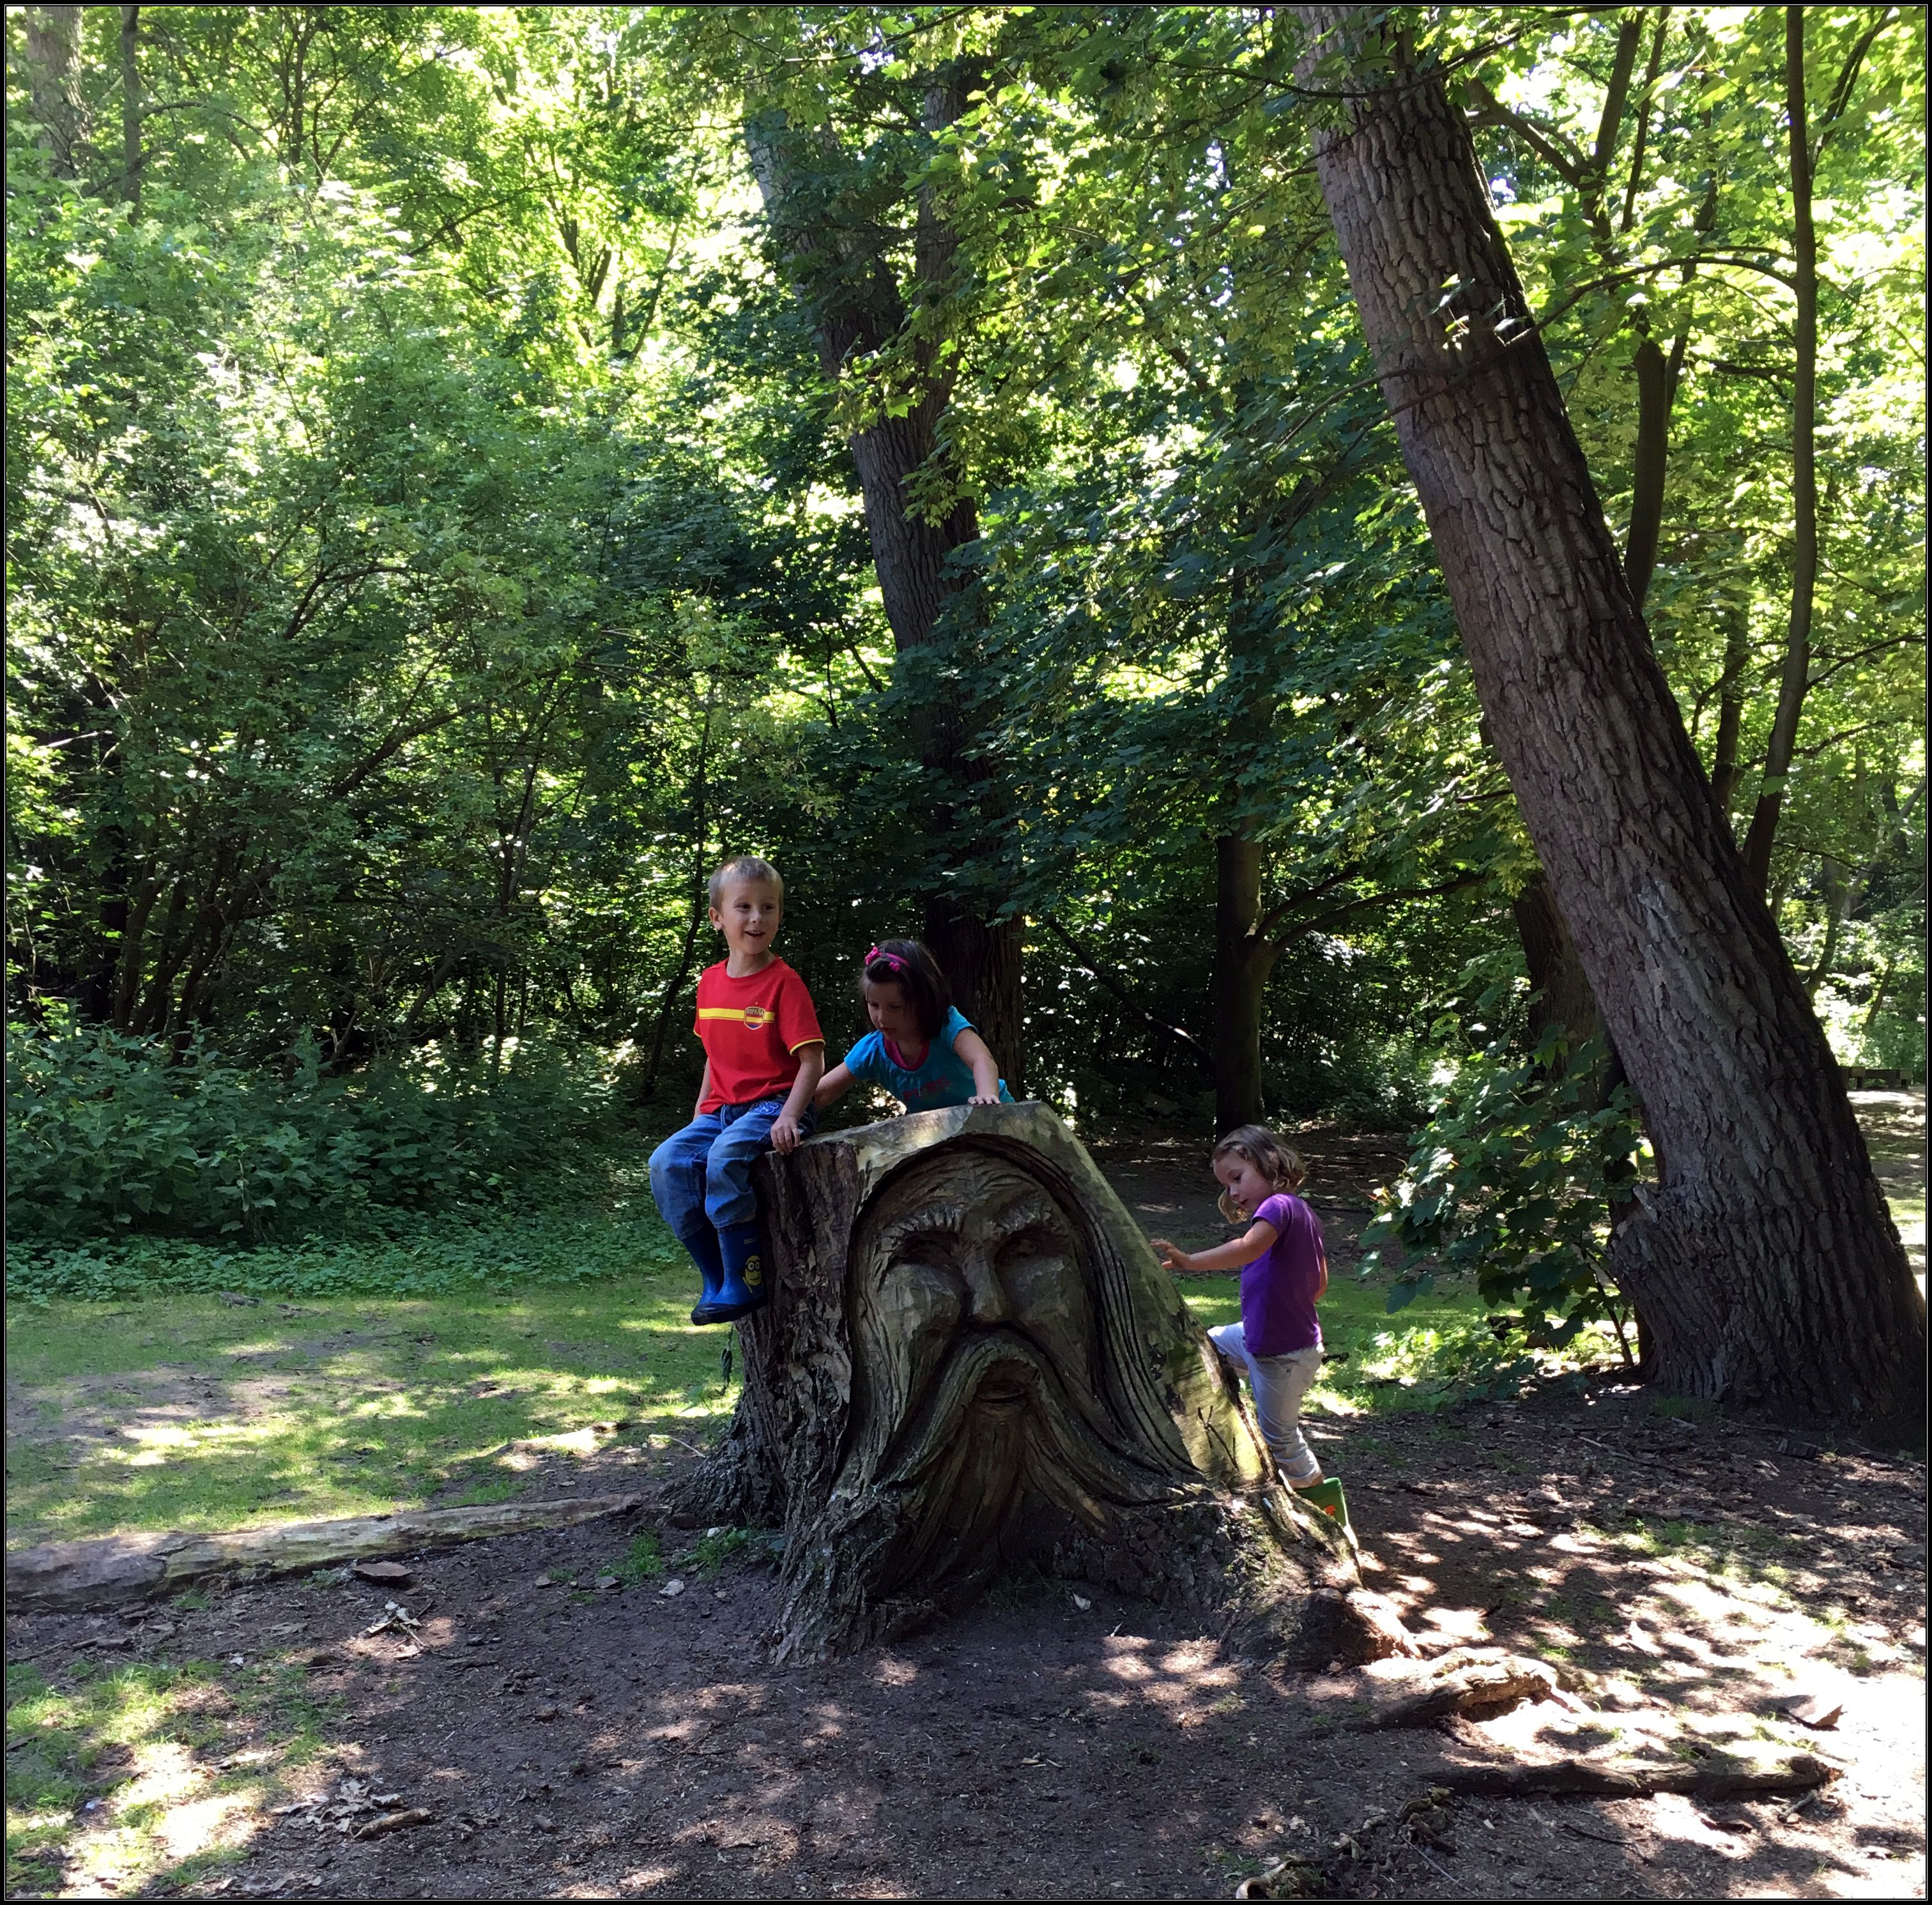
left=1346, top=1656, right=1557, bottom=1729
left=1437, top=1754, right=1842, bottom=1800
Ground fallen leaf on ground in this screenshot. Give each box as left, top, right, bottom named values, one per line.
left=1779, top=1694, right=1844, bottom=1730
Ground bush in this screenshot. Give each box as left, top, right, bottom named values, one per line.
left=1361, top=1000, right=1648, bottom=1359
left=4, top=1020, right=615, bottom=1244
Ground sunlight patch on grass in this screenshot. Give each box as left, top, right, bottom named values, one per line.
left=4, top=1654, right=325, bottom=1896
left=1179, top=1265, right=1578, bottom=1417
left=6, top=1245, right=741, bottom=1548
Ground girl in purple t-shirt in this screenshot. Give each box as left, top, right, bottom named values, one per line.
left=1151, top=1124, right=1330, bottom=1488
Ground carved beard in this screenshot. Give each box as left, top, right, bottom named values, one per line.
left=846, top=1152, right=1173, bottom=1596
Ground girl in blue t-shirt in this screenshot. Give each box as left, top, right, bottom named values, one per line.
left=814, top=939, right=1014, bottom=1114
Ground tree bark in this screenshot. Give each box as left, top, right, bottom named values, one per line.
left=1740, top=8, right=1820, bottom=892
left=678, top=1103, right=1386, bottom=1664
left=1212, top=833, right=1277, bottom=1131
left=1510, top=872, right=1600, bottom=1062
left=744, top=84, right=1023, bottom=1082
left=21, top=5, right=82, bottom=179
left=119, top=4, right=141, bottom=205
left=1708, top=595, right=1752, bottom=818
left=1294, top=6, right=1922, bottom=1429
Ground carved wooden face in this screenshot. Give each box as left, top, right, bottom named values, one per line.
left=845, top=1148, right=1170, bottom=1591
left=853, top=1151, right=1099, bottom=1438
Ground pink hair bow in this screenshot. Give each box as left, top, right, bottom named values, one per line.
left=865, top=945, right=907, bottom=972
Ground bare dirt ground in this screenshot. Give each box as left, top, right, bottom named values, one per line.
left=8, top=1106, right=1924, bottom=1901
left=8, top=1384, right=1922, bottom=1902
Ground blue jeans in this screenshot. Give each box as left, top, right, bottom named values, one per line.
left=648, top=1099, right=811, bottom=1246
left=1209, top=1322, right=1324, bottom=1484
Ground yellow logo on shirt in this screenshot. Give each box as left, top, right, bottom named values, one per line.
left=698, top=1004, right=774, bottom=1030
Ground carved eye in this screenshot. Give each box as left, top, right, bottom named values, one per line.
left=875, top=1248, right=963, bottom=1336
left=995, top=1223, right=1085, bottom=1336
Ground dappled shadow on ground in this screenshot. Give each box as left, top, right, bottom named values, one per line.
left=1330, top=1387, right=1927, bottom=1900
left=8, top=1384, right=1923, bottom=1901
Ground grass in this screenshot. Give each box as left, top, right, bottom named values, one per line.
left=5, top=1200, right=744, bottom=1552
left=1176, top=1262, right=1575, bottom=1416
left=4, top=1649, right=335, bottom=1896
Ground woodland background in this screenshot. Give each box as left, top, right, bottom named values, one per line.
left=6, top=4, right=1924, bottom=1310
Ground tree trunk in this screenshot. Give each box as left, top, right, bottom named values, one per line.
left=1510, top=871, right=1600, bottom=1063
left=119, top=5, right=140, bottom=205
left=1211, top=833, right=1276, bottom=1131
left=1708, top=595, right=1752, bottom=818
left=1623, top=333, right=1670, bottom=610
left=1740, top=8, right=1820, bottom=893
left=1294, top=6, right=1922, bottom=1430
left=745, top=86, right=1023, bottom=1082
left=21, top=5, right=82, bottom=179
left=677, top=1103, right=1384, bottom=1664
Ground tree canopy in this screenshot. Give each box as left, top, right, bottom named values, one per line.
left=7, top=6, right=1924, bottom=1230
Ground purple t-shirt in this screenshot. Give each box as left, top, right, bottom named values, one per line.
left=1241, top=1193, right=1326, bottom=1358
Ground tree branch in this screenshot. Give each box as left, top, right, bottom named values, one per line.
left=1041, top=917, right=1211, bottom=1070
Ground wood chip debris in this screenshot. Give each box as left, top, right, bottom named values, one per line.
left=274, top=1779, right=434, bottom=1838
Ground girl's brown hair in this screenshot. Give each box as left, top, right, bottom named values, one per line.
left=1210, top=1124, right=1306, bottom=1222
left=859, top=938, right=951, bottom=1043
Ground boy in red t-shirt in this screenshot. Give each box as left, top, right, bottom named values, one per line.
left=648, top=857, right=825, bottom=1324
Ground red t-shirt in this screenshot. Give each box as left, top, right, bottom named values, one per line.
left=693, top=958, right=824, bottom=1113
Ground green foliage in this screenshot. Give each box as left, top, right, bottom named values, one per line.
left=5, top=1018, right=613, bottom=1244
left=689, top=1525, right=776, bottom=1575
left=1363, top=996, right=1648, bottom=1356
left=4, top=4, right=1923, bottom=1156
left=608, top=1530, right=666, bottom=1586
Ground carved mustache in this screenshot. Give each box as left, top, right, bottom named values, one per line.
left=873, top=1326, right=1176, bottom=1526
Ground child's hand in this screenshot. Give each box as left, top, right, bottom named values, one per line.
left=967, top=1092, right=1001, bottom=1106
left=770, top=1113, right=804, bottom=1154
left=1150, top=1237, right=1192, bottom=1274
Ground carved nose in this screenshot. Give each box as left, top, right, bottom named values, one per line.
left=958, top=1251, right=1011, bottom=1325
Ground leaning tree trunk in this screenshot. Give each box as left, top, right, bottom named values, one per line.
left=1293, top=6, right=1923, bottom=1430
left=678, top=1103, right=1383, bottom=1664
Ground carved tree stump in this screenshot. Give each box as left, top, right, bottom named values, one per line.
left=677, top=1103, right=1373, bottom=1663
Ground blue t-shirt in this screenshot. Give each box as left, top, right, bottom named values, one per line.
left=841, top=1006, right=1014, bottom=1112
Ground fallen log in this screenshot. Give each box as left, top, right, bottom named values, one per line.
left=5, top=1495, right=641, bottom=1613
left=1437, top=1754, right=1841, bottom=1800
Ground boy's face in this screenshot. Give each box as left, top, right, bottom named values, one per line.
left=711, top=877, right=783, bottom=959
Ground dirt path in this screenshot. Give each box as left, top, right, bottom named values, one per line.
left=8, top=1383, right=1922, bottom=1902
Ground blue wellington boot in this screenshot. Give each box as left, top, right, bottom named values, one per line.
left=703, top=1218, right=769, bottom=1324
left=684, top=1225, right=731, bottom=1327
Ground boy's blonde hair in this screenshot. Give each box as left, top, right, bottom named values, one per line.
left=708, top=855, right=783, bottom=907
left=1211, top=1123, right=1306, bottom=1222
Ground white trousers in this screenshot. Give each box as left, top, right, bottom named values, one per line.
left=1209, top=1321, right=1323, bottom=1483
